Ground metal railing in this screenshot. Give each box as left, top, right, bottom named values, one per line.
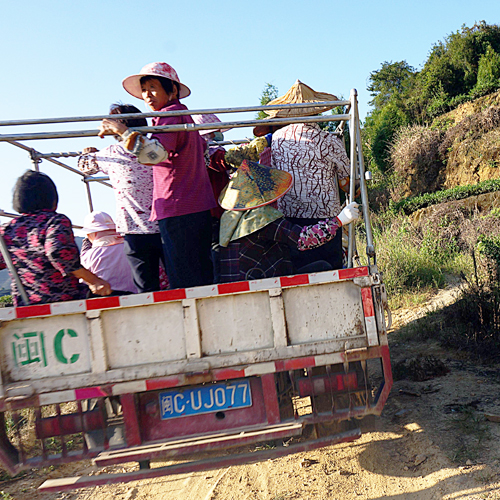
left=0, top=93, right=374, bottom=269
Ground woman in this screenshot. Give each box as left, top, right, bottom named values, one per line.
left=218, top=161, right=359, bottom=283
left=79, top=104, right=165, bottom=293
left=0, top=171, right=111, bottom=306
left=80, top=211, right=137, bottom=294
left=267, top=80, right=353, bottom=270
left=100, top=62, right=216, bottom=289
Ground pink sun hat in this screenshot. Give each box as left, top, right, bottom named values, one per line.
left=191, top=113, right=232, bottom=136
left=122, top=62, right=191, bottom=100
left=82, top=211, right=117, bottom=235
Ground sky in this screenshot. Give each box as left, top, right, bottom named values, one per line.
left=0, top=0, right=499, bottom=234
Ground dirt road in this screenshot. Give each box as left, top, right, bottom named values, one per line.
left=2, top=289, right=500, bottom=499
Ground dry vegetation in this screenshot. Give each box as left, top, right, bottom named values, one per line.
left=386, top=90, right=500, bottom=205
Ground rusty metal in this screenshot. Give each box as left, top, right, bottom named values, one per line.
left=95, top=422, right=303, bottom=466
left=39, top=428, right=361, bottom=492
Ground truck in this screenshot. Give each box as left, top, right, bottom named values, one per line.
left=0, top=89, right=393, bottom=492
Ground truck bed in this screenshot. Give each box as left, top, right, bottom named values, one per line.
left=0, top=266, right=381, bottom=403
left=0, top=266, right=392, bottom=490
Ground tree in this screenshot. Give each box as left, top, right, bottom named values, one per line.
left=367, top=61, right=416, bottom=109
left=257, top=83, right=279, bottom=120
left=473, top=44, right=500, bottom=95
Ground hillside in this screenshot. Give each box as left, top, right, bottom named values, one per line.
left=435, top=89, right=500, bottom=190
left=386, top=89, right=500, bottom=204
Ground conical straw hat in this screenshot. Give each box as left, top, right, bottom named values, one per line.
left=219, top=160, right=293, bottom=211
left=264, top=80, right=338, bottom=118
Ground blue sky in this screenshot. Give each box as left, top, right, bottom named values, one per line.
left=0, top=0, right=499, bottom=232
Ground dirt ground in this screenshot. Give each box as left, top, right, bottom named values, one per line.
left=2, top=286, right=500, bottom=500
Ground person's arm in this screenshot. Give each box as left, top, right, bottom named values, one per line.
left=98, top=119, right=169, bottom=165
left=71, top=267, right=112, bottom=296
left=297, top=203, right=359, bottom=251
left=225, top=137, right=268, bottom=169
left=326, top=135, right=361, bottom=196
left=77, top=147, right=102, bottom=175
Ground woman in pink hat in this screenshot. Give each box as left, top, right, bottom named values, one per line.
left=80, top=211, right=137, bottom=295
left=99, top=63, right=216, bottom=289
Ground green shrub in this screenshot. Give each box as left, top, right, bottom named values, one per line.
left=472, top=44, right=500, bottom=96
left=390, top=179, right=500, bottom=215
left=0, top=295, right=12, bottom=308
left=393, top=208, right=500, bottom=361
left=477, top=234, right=500, bottom=279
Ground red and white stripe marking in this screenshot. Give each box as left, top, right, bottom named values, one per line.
left=0, top=267, right=370, bottom=321
left=36, top=345, right=389, bottom=407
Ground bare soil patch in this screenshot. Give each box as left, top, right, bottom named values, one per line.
left=1, top=288, right=500, bottom=499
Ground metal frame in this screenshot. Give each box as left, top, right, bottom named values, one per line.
left=0, top=90, right=374, bottom=267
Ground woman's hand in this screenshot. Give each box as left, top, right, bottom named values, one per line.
left=336, top=202, right=360, bottom=226
left=82, top=147, right=99, bottom=154
left=71, top=268, right=112, bottom=296
left=98, top=119, right=129, bottom=138
left=88, top=278, right=112, bottom=296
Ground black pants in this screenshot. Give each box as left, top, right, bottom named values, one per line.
left=287, top=216, right=344, bottom=271
left=159, top=210, right=213, bottom=289
left=123, top=233, right=164, bottom=293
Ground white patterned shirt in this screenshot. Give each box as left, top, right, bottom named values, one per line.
left=271, top=123, right=350, bottom=218
left=78, top=143, right=159, bottom=234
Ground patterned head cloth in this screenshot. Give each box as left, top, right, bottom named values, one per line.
left=219, top=160, right=293, bottom=211
left=264, top=80, right=338, bottom=119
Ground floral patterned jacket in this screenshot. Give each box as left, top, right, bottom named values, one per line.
left=0, top=211, right=86, bottom=306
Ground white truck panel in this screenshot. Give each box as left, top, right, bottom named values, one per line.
left=197, top=292, right=275, bottom=355
left=284, top=282, right=365, bottom=345
left=0, top=273, right=377, bottom=397
left=2, top=314, right=91, bottom=381
left=101, top=301, right=186, bottom=369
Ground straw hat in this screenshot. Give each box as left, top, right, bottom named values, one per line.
left=191, top=113, right=231, bottom=136
left=219, top=160, right=293, bottom=211
left=264, top=80, right=338, bottom=118
left=82, top=211, right=116, bottom=234
left=122, top=62, right=191, bottom=100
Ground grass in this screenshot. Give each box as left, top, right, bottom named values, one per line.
left=450, top=407, right=490, bottom=463
left=357, top=210, right=468, bottom=303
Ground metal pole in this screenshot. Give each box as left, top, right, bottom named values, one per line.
left=84, top=181, right=94, bottom=212
left=347, top=90, right=358, bottom=268
left=355, top=111, right=375, bottom=265
left=7, top=141, right=112, bottom=188
left=0, top=233, right=29, bottom=306
left=0, top=114, right=351, bottom=142
left=0, top=101, right=351, bottom=127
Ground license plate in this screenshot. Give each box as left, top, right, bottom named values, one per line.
left=159, top=379, right=252, bottom=420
